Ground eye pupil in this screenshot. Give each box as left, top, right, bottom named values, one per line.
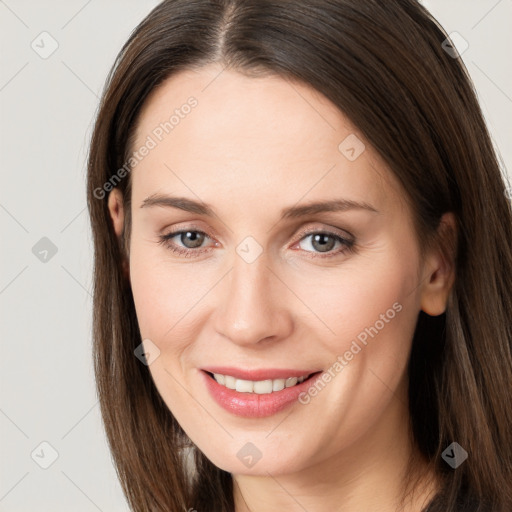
left=165, top=230, right=347, bottom=256
left=181, top=231, right=204, bottom=248
left=312, top=233, right=336, bottom=252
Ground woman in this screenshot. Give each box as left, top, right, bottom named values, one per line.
left=86, top=1, right=512, bottom=510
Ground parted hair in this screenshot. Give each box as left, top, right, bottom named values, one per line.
left=86, top=1, right=512, bottom=510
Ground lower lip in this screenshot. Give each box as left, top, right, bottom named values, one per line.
left=200, top=370, right=323, bottom=418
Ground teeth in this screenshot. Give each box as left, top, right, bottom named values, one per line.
left=212, top=373, right=310, bottom=394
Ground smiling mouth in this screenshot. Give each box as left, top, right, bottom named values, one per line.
left=204, top=371, right=322, bottom=394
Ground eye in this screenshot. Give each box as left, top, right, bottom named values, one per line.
left=158, top=227, right=355, bottom=259
left=158, top=229, right=214, bottom=256
left=294, top=230, right=355, bottom=258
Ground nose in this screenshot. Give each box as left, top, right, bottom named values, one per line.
left=211, top=253, right=294, bottom=347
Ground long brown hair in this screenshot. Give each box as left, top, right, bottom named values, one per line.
left=86, top=1, right=512, bottom=510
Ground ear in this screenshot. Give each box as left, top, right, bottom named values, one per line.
left=107, top=188, right=130, bottom=279
left=107, top=188, right=125, bottom=237
left=419, top=212, right=457, bottom=316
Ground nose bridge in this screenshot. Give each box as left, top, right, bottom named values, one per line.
left=212, top=250, right=292, bottom=345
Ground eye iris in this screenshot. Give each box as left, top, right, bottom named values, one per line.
left=181, top=231, right=205, bottom=248
left=312, top=233, right=335, bottom=252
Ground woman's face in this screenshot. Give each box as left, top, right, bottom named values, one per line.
left=109, top=64, right=449, bottom=478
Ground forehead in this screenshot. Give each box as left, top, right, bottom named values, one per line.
left=130, top=65, right=405, bottom=217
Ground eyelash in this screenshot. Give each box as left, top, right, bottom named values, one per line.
left=157, top=226, right=355, bottom=259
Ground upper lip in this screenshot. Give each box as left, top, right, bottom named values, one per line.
left=201, top=366, right=322, bottom=381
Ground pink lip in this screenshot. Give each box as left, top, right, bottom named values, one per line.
left=200, top=369, right=324, bottom=418
left=201, top=366, right=320, bottom=381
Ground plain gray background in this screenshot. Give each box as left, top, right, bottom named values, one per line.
left=1, top=1, right=511, bottom=510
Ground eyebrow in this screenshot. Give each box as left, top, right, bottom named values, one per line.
left=140, top=194, right=378, bottom=218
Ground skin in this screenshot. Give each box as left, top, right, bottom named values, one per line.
left=108, top=63, right=456, bottom=511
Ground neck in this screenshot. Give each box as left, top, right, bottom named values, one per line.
left=232, top=383, right=440, bottom=512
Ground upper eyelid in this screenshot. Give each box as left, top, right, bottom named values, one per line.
left=294, top=225, right=354, bottom=242
left=161, top=219, right=353, bottom=237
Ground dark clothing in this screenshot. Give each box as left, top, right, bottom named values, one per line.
left=422, top=490, right=493, bottom=512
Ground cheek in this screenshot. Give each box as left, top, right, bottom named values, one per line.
left=128, top=238, right=218, bottom=354
left=129, top=225, right=421, bottom=360
left=298, top=247, right=419, bottom=345
left=299, top=245, right=421, bottom=399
